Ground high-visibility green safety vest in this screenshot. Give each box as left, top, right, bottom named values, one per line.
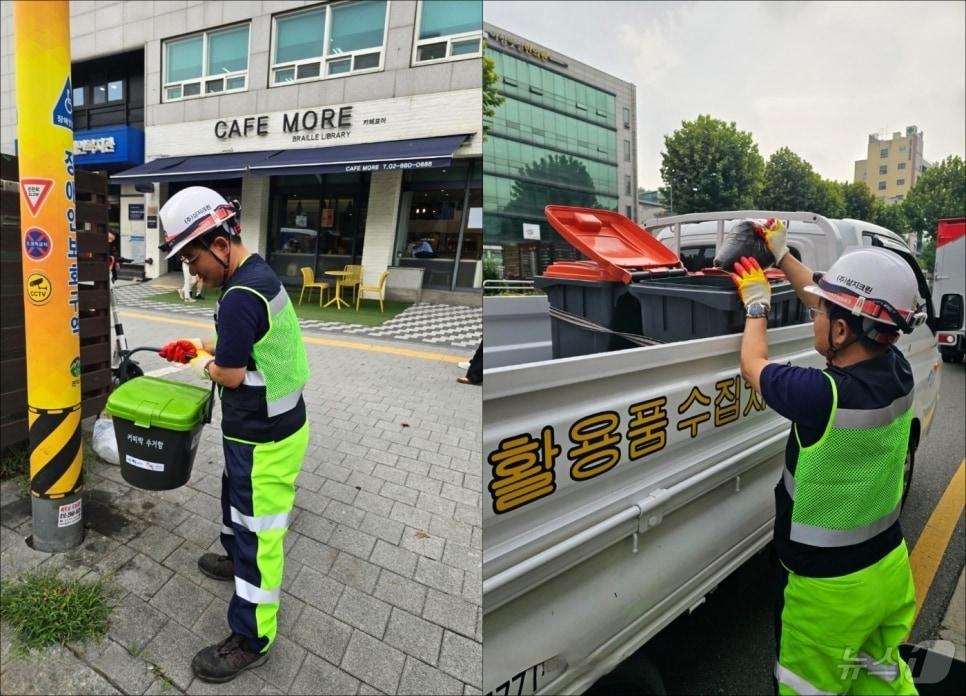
left=783, top=371, right=912, bottom=548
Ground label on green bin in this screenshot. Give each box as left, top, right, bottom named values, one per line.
left=125, top=454, right=165, bottom=472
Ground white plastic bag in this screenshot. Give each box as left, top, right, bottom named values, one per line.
left=92, top=416, right=119, bottom=465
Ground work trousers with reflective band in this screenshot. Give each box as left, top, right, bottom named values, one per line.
left=775, top=542, right=917, bottom=695
left=220, top=422, right=308, bottom=653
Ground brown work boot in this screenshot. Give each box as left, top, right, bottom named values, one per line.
left=191, top=634, right=269, bottom=683
left=197, top=553, right=234, bottom=581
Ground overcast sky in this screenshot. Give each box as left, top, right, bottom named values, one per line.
left=485, top=0, right=966, bottom=190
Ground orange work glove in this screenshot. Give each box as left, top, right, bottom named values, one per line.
left=731, top=256, right=771, bottom=309
left=755, top=217, right=789, bottom=265
left=158, top=338, right=202, bottom=364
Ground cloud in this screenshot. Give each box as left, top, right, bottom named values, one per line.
left=486, top=0, right=966, bottom=189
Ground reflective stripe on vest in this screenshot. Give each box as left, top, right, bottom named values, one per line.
left=221, top=525, right=235, bottom=537
left=234, top=576, right=280, bottom=605
left=790, top=505, right=901, bottom=547
left=230, top=505, right=289, bottom=533
left=774, top=663, right=834, bottom=695
left=834, top=392, right=914, bottom=429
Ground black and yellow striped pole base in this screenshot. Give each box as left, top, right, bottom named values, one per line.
left=28, top=404, right=85, bottom=551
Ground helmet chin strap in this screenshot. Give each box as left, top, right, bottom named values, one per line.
left=200, top=227, right=233, bottom=289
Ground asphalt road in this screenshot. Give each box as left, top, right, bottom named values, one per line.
left=645, top=360, right=966, bottom=695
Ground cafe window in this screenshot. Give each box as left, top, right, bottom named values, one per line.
left=271, top=1, right=388, bottom=85
left=163, top=23, right=250, bottom=101
left=413, top=0, right=482, bottom=64
left=395, top=160, right=482, bottom=290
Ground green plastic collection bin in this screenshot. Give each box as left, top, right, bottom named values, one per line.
left=105, top=376, right=213, bottom=490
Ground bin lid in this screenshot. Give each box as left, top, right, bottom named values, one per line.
left=545, top=205, right=684, bottom=283
left=541, top=260, right=626, bottom=283
left=105, top=376, right=211, bottom=431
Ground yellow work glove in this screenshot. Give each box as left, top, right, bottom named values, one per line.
left=756, top=217, right=789, bottom=265
left=188, top=350, right=215, bottom=381
left=731, top=256, right=771, bottom=309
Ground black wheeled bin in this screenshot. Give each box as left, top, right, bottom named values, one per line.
left=105, top=376, right=213, bottom=490
left=536, top=206, right=688, bottom=359
left=627, top=272, right=809, bottom=342
left=534, top=261, right=635, bottom=359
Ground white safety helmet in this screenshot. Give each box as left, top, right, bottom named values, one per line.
left=159, top=186, right=240, bottom=258
left=804, top=247, right=926, bottom=335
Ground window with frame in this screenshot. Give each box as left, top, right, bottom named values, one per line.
left=624, top=174, right=631, bottom=195
left=624, top=139, right=631, bottom=162
left=164, top=24, right=250, bottom=101
left=72, top=86, right=85, bottom=108
left=878, top=181, right=887, bottom=190
left=898, top=162, right=906, bottom=170
left=879, top=164, right=888, bottom=175
left=623, top=107, right=630, bottom=128
left=413, top=0, right=482, bottom=64
left=879, top=148, right=889, bottom=158
left=271, top=1, right=388, bottom=85
left=896, top=178, right=905, bottom=186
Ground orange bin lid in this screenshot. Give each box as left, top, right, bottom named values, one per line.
left=544, top=205, right=683, bottom=284
left=542, top=260, right=625, bottom=283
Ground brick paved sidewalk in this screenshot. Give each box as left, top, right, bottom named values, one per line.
left=1, top=333, right=482, bottom=695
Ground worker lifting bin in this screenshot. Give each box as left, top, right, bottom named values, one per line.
left=105, top=375, right=214, bottom=490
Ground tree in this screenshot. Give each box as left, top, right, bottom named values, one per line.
left=758, top=147, right=817, bottom=212
left=505, top=154, right=600, bottom=216
left=811, top=178, right=846, bottom=219
left=660, top=115, right=764, bottom=214
left=871, top=199, right=910, bottom=235
left=482, top=51, right=505, bottom=141
left=839, top=181, right=877, bottom=221
left=903, top=155, right=966, bottom=238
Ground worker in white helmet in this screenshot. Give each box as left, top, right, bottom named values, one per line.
left=732, top=219, right=927, bottom=696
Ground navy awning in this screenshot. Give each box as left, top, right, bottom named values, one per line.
left=111, top=149, right=277, bottom=184
left=247, top=134, right=470, bottom=177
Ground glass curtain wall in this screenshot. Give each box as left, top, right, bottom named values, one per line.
left=483, top=48, right=619, bottom=277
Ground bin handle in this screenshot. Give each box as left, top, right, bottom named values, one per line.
left=202, top=381, right=216, bottom=425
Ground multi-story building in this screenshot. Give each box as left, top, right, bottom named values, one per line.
left=1, top=1, right=483, bottom=297
left=482, top=23, right=636, bottom=278
left=854, top=125, right=926, bottom=204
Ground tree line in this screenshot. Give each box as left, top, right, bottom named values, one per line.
left=658, top=115, right=965, bottom=271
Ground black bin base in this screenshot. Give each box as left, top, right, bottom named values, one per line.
left=113, top=417, right=202, bottom=490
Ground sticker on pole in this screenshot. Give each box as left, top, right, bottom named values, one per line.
left=24, top=228, right=52, bottom=261
left=26, top=272, right=52, bottom=305
left=20, top=178, right=54, bottom=217
left=52, top=77, right=73, bottom=130
left=57, top=499, right=82, bottom=528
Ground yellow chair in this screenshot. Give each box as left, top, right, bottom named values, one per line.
left=356, top=270, right=390, bottom=312
left=342, top=264, right=364, bottom=304
left=298, top=267, right=329, bottom=306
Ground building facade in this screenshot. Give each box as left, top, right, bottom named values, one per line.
left=1, top=1, right=483, bottom=296
left=853, top=125, right=926, bottom=204
left=482, top=23, right=636, bottom=279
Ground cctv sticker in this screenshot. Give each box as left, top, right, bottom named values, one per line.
left=26, top=272, right=52, bottom=305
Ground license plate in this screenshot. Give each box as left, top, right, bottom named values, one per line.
left=486, top=657, right=567, bottom=696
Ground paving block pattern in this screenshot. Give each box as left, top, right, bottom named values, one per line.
left=1, top=317, right=481, bottom=695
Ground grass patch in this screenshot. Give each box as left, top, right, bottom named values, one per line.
left=0, top=572, right=115, bottom=653
left=148, top=289, right=410, bottom=326
left=0, top=444, right=29, bottom=488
